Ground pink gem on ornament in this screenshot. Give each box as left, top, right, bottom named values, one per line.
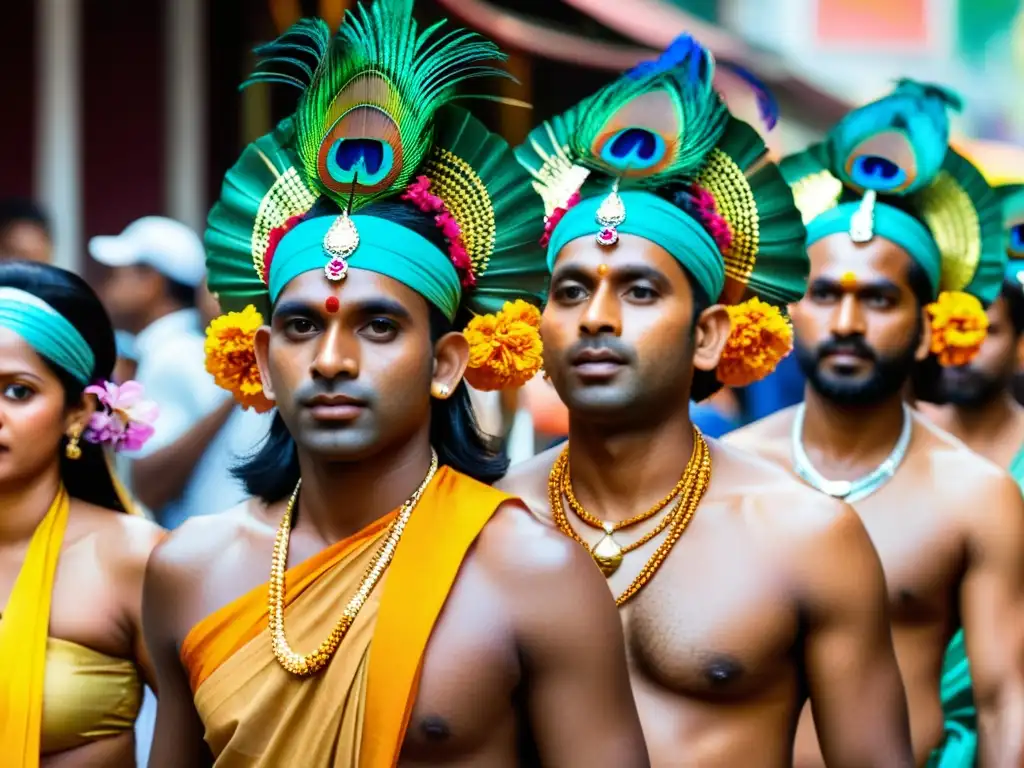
left=325, top=256, right=348, bottom=281
left=596, top=227, right=619, bottom=246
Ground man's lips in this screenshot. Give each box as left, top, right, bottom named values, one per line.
left=570, top=348, right=626, bottom=379
left=304, top=393, right=367, bottom=421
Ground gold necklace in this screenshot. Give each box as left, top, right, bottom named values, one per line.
left=549, top=427, right=712, bottom=606
left=269, top=449, right=438, bottom=676
left=554, top=448, right=692, bottom=576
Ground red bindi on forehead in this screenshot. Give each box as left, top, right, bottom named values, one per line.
left=324, top=296, right=340, bottom=313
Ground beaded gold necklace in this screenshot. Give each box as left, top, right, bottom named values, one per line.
left=269, top=450, right=438, bottom=676
left=548, top=427, right=712, bottom=606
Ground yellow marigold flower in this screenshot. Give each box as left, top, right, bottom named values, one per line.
left=926, top=290, right=989, bottom=367
left=463, top=301, right=544, bottom=391
left=204, top=305, right=274, bottom=413
left=716, top=297, right=793, bottom=387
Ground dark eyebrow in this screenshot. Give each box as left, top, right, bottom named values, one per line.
left=550, top=263, right=671, bottom=290
left=348, top=297, right=412, bottom=322
left=810, top=276, right=902, bottom=296
left=272, top=299, right=318, bottom=321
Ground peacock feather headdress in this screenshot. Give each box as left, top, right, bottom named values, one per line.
left=514, top=35, right=808, bottom=387
left=204, top=0, right=548, bottom=406
left=998, top=184, right=1024, bottom=282
left=782, top=79, right=1005, bottom=366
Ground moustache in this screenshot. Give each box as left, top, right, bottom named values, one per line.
left=294, top=380, right=376, bottom=407
left=567, top=335, right=634, bottom=364
left=816, top=336, right=877, bottom=363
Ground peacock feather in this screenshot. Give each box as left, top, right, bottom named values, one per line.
left=247, top=0, right=510, bottom=211
left=826, top=79, right=961, bottom=196
left=998, top=184, right=1024, bottom=265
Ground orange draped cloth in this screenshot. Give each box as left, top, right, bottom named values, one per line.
left=180, top=467, right=513, bottom=767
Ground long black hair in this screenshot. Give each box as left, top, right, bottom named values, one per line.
left=234, top=199, right=508, bottom=503
left=0, top=260, right=126, bottom=511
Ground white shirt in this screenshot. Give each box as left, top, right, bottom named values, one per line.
left=130, top=309, right=270, bottom=528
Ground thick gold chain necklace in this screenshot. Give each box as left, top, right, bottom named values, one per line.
left=549, top=427, right=712, bottom=606
left=269, top=449, right=438, bottom=676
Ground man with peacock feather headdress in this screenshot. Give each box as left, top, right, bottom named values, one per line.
left=142, top=2, right=648, bottom=765
left=501, top=36, right=913, bottom=767
left=728, top=82, right=1024, bottom=766
left=915, top=182, right=1024, bottom=768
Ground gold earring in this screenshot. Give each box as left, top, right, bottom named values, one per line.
left=432, top=383, right=450, bottom=399
left=65, top=428, right=82, bottom=461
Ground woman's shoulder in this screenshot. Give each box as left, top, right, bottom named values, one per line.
left=69, top=499, right=165, bottom=570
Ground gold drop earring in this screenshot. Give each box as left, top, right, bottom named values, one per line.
left=65, top=427, right=82, bottom=461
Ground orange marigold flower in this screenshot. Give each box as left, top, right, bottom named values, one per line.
left=716, top=297, right=793, bottom=387
left=926, top=290, right=989, bottom=367
left=463, top=301, right=544, bottom=391
left=204, top=306, right=274, bottom=413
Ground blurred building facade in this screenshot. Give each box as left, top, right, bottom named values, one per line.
left=2, top=0, right=1020, bottom=276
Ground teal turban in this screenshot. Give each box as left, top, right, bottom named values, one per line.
left=269, top=215, right=461, bottom=321
left=0, top=287, right=95, bottom=384
left=545, top=191, right=726, bottom=301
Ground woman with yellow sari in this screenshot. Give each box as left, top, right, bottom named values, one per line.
left=0, top=260, right=163, bottom=766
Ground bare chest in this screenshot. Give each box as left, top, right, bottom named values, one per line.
left=401, top=556, right=525, bottom=763
left=609, top=523, right=801, bottom=703
left=852, top=485, right=963, bottom=624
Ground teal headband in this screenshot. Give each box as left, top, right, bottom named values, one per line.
left=0, top=288, right=95, bottom=385
left=806, top=201, right=942, bottom=296
left=269, top=215, right=461, bottom=321
left=546, top=190, right=726, bottom=301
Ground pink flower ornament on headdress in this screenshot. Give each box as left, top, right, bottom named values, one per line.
left=401, top=176, right=476, bottom=287
left=84, top=380, right=159, bottom=452
left=539, top=191, right=582, bottom=248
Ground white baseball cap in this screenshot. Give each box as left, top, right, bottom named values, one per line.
left=89, top=216, right=205, bottom=288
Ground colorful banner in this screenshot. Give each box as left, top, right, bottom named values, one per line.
left=816, top=0, right=928, bottom=47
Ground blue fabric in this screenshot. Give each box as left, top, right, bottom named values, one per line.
left=740, top=353, right=806, bottom=423
left=806, top=201, right=942, bottom=297
left=269, top=215, right=461, bottom=320
left=690, top=403, right=739, bottom=438
left=0, top=287, right=95, bottom=384
left=546, top=191, right=725, bottom=301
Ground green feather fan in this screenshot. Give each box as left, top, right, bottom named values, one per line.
left=249, top=0, right=511, bottom=212
left=424, top=107, right=548, bottom=315
left=205, top=117, right=316, bottom=315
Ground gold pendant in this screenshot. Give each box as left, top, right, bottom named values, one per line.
left=591, top=523, right=623, bottom=577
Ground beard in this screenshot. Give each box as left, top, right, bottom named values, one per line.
left=934, top=365, right=1009, bottom=408
left=795, top=332, right=919, bottom=407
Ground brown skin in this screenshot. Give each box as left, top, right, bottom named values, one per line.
left=500, top=233, right=911, bottom=767
left=0, top=221, right=52, bottom=264
left=918, top=295, right=1024, bottom=468
left=143, top=267, right=648, bottom=767
left=727, top=233, right=1024, bottom=767
left=99, top=265, right=186, bottom=337
left=0, top=329, right=163, bottom=766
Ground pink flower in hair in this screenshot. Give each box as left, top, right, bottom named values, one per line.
left=401, top=176, right=445, bottom=213
left=402, top=176, right=476, bottom=286
left=539, top=191, right=582, bottom=248
left=690, top=185, right=734, bottom=254
left=84, top=380, right=159, bottom=452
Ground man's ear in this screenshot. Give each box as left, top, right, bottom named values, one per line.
left=692, top=305, right=732, bottom=373
left=431, top=332, right=470, bottom=398
left=915, top=305, right=932, bottom=363
left=253, top=325, right=276, bottom=403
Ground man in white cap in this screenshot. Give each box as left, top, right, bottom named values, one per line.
left=91, top=216, right=270, bottom=529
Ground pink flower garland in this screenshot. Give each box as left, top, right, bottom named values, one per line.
left=402, top=176, right=475, bottom=287
left=689, top=185, right=733, bottom=255
left=539, top=191, right=582, bottom=248
left=263, top=214, right=305, bottom=284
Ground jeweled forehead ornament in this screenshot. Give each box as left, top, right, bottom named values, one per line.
left=849, top=189, right=877, bottom=244
left=322, top=212, right=356, bottom=282
left=596, top=180, right=626, bottom=247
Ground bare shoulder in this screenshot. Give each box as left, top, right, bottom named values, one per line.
left=148, top=498, right=273, bottom=580
left=496, top=442, right=563, bottom=520
left=70, top=500, right=165, bottom=572
left=473, top=499, right=607, bottom=608
left=722, top=404, right=798, bottom=462
left=914, top=413, right=1022, bottom=513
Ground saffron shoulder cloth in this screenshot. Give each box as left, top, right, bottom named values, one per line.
left=180, top=467, right=513, bottom=767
